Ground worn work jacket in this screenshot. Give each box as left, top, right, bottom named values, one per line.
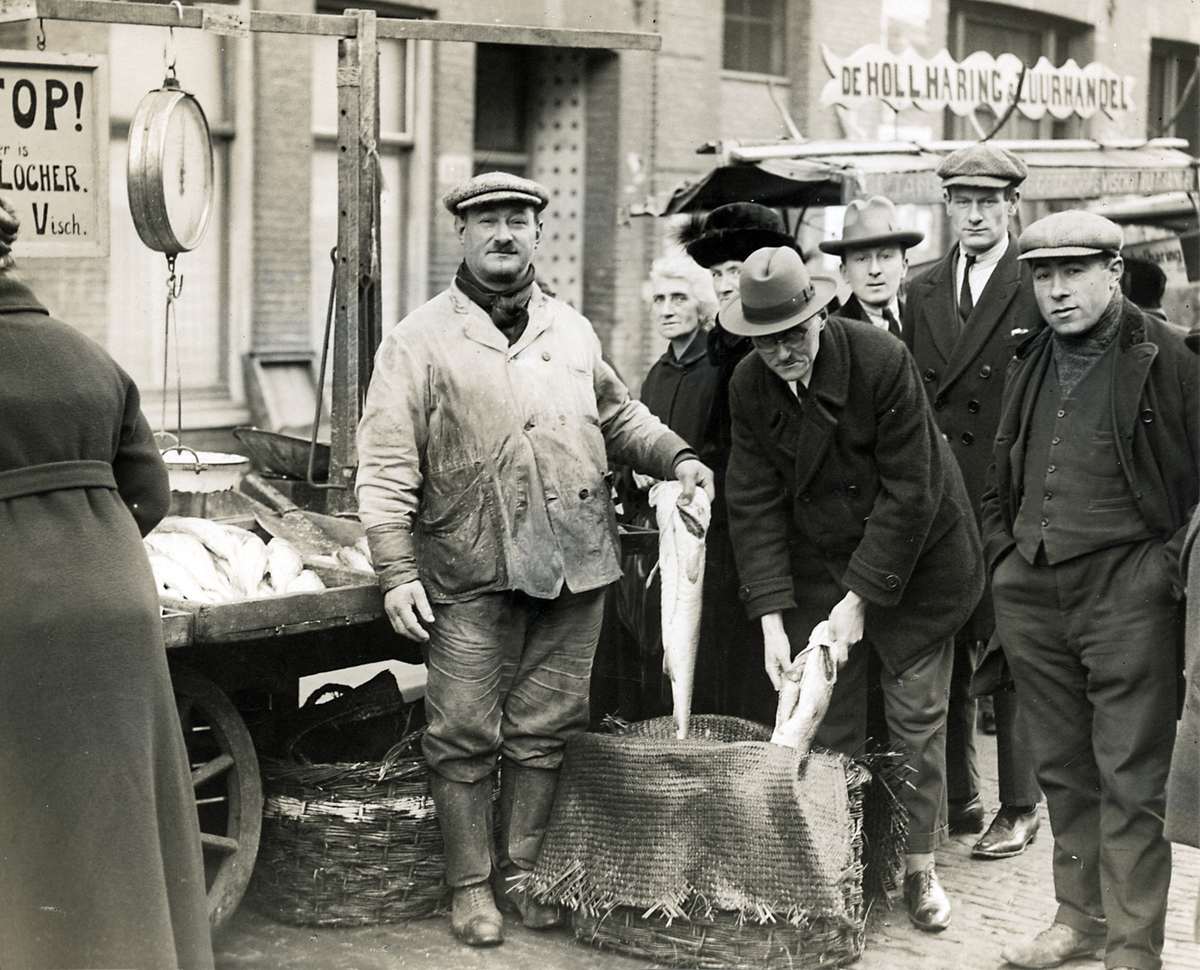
left=356, top=282, right=687, bottom=603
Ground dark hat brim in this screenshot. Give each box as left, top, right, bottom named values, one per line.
left=720, top=275, right=840, bottom=337
left=686, top=228, right=800, bottom=268
left=819, top=230, right=925, bottom=256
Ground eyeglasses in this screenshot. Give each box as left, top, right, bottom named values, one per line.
left=751, top=320, right=820, bottom=352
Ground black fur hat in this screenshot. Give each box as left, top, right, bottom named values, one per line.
left=675, top=203, right=800, bottom=268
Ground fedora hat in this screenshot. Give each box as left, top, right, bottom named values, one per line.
left=818, top=196, right=924, bottom=256
left=721, top=247, right=839, bottom=338
left=677, top=203, right=800, bottom=268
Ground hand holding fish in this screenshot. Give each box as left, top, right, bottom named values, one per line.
left=671, top=457, right=716, bottom=505
left=761, top=611, right=792, bottom=691
left=824, top=589, right=866, bottom=666
left=384, top=579, right=435, bottom=642
left=770, top=620, right=841, bottom=753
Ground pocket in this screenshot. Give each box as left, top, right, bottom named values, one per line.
left=1087, top=494, right=1137, bottom=512
left=417, top=465, right=502, bottom=595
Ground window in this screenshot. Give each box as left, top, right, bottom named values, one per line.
left=473, top=45, right=530, bottom=176
left=1149, top=40, right=1199, bottom=156
left=107, top=24, right=235, bottom=423
left=949, top=1, right=1090, bottom=140
left=723, top=0, right=786, bottom=77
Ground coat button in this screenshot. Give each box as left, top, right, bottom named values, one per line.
left=578, top=487, right=590, bottom=500
left=739, top=584, right=752, bottom=600
left=847, top=483, right=859, bottom=497
left=885, top=574, right=900, bottom=590
left=524, top=419, right=536, bottom=430
left=1141, top=408, right=1155, bottom=424
left=1052, top=436, right=1061, bottom=445
left=1041, top=517, right=1049, bottom=527
left=542, top=351, right=552, bottom=361
left=979, top=365, right=992, bottom=378
left=961, top=431, right=974, bottom=445
left=1057, top=409, right=1066, bottom=418
left=1048, top=464, right=1057, bottom=473
left=923, top=368, right=936, bottom=383
left=967, top=399, right=981, bottom=413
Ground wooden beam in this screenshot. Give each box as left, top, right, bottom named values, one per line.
left=30, top=0, right=661, bottom=49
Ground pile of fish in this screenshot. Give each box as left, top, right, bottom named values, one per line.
left=145, top=517, right=329, bottom=603
left=771, top=620, right=840, bottom=755
left=649, top=481, right=711, bottom=741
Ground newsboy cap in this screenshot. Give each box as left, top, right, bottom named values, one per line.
left=721, top=246, right=839, bottom=338
left=818, top=195, right=924, bottom=256
left=442, top=171, right=549, bottom=214
left=1018, top=210, right=1124, bottom=261
left=938, top=143, right=1028, bottom=189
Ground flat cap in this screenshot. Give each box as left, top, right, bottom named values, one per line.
left=442, top=171, right=549, bottom=214
left=1018, top=210, right=1124, bottom=261
left=937, top=143, right=1027, bottom=189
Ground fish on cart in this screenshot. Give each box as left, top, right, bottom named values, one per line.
left=771, top=620, right=841, bottom=755
left=648, top=481, right=711, bottom=741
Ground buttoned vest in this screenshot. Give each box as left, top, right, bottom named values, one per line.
left=1013, top=343, right=1154, bottom=565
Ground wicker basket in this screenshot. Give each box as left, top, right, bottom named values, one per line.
left=529, top=715, right=894, bottom=970
left=249, top=721, right=451, bottom=926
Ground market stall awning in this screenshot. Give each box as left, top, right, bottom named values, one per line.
left=656, top=138, right=1200, bottom=213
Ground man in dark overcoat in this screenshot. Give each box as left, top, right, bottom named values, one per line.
left=903, top=142, right=1043, bottom=857
left=724, top=246, right=984, bottom=933
left=820, top=195, right=923, bottom=339
left=981, top=211, right=1198, bottom=970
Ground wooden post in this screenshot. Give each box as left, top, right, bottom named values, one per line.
left=328, top=8, right=380, bottom=511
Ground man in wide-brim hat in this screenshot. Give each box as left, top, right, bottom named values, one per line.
left=819, top=195, right=923, bottom=338
left=724, top=245, right=985, bottom=933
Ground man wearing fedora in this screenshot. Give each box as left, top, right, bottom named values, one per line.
left=982, top=211, right=1197, bottom=970
left=724, top=245, right=984, bottom=932
left=819, top=195, right=923, bottom=338
left=356, top=171, right=714, bottom=947
left=903, top=142, right=1044, bottom=859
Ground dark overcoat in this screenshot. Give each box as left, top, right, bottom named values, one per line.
left=1166, top=507, right=1200, bottom=849
left=725, top=316, right=984, bottom=674
left=0, top=277, right=214, bottom=969
left=979, top=298, right=1200, bottom=577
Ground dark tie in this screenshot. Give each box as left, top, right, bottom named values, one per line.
left=882, top=306, right=901, bottom=338
left=958, top=253, right=977, bottom=324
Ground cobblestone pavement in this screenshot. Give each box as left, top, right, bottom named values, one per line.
left=216, top=733, right=1200, bottom=970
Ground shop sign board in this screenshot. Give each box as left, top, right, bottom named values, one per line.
left=821, top=45, right=1135, bottom=121
left=1123, top=236, right=1189, bottom=286
left=0, top=50, right=109, bottom=257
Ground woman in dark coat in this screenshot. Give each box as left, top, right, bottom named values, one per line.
left=0, top=209, right=214, bottom=969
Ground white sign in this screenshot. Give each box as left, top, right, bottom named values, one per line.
left=821, top=45, right=1135, bottom=121
left=0, top=50, right=109, bottom=257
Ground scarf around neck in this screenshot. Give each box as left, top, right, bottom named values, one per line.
left=1052, top=288, right=1124, bottom=396
left=455, top=261, right=536, bottom=345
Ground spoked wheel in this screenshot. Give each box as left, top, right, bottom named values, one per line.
left=171, top=664, right=263, bottom=930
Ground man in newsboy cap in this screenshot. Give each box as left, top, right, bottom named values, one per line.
left=724, top=245, right=984, bottom=933
left=981, top=210, right=1198, bottom=970
left=356, top=171, right=714, bottom=947
left=903, top=142, right=1045, bottom=861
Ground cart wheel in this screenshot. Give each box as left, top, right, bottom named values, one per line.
left=170, top=664, right=263, bottom=930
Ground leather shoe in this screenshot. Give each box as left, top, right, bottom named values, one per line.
left=948, top=793, right=985, bottom=835
left=493, top=865, right=562, bottom=929
left=1002, top=922, right=1104, bottom=967
left=450, top=881, right=504, bottom=946
left=903, top=864, right=951, bottom=932
left=973, top=805, right=1040, bottom=859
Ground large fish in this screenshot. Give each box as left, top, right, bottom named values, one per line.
left=649, top=481, right=711, bottom=740
left=771, top=620, right=840, bottom=755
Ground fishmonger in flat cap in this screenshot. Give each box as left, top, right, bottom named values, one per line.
left=819, top=195, right=923, bottom=337
left=724, top=245, right=985, bottom=935
left=983, top=208, right=1198, bottom=970
left=356, top=171, right=714, bottom=947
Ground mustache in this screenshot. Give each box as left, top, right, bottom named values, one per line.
left=488, top=245, right=519, bottom=254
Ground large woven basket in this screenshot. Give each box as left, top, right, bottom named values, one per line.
left=530, top=715, right=898, bottom=970
left=248, top=692, right=454, bottom=927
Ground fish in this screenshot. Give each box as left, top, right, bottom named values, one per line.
left=649, top=481, right=711, bottom=740
left=266, top=536, right=305, bottom=593
left=771, top=620, right=840, bottom=755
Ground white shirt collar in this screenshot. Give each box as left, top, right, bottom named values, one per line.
left=860, top=297, right=901, bottom=327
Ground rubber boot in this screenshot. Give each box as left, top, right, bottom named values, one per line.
left=429, top=774, right=503, bottom=946
left=493, top=758, right=563, bottom=929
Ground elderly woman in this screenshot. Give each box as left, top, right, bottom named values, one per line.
left=0, top=199, right=213, bottom=969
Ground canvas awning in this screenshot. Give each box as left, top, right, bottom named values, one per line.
left=657, top=138, right=1200, bottom=213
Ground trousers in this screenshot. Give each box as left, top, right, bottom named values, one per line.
left=993, top=539, right=1178, bottom=970
left=421, top=586, right=607, bottom=783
